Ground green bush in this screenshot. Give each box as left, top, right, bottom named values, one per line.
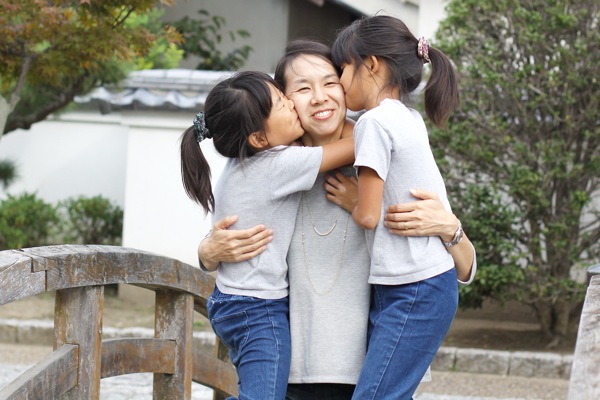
left=59, top=195, right=123, bottom=245
left=0, top=193, right=60, bottom=250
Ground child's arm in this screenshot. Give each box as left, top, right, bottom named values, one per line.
left=319, top=137, right=354, bottom=172
left=353, top=167, right=384, bottom=230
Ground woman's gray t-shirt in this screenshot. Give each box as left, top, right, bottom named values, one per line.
left=287, top=167, right=371, bottom=384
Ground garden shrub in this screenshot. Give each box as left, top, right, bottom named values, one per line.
left=0, top=193, right=60, bottom=250
left=59, top=195, right=123, bottom=245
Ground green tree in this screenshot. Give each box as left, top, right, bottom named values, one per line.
left=0, top=0, right=180, bottom=137
left=170, top=9, right=252, bottom=71
left=432, top=0, right=599, bottom=345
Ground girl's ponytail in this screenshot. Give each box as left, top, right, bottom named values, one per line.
left=424, top=46, right=460, bottom=127
left=180, top=125, right=214, bottom=213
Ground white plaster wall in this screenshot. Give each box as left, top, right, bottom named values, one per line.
left=0, top=109, right=228, bottom=268
left=418, top=0, right=449, bottom=40
left=0, top=113, right=128, bottom=205
left=341, top=0, right=419, bottom=34
left=120, top=112, right=227, bottom=267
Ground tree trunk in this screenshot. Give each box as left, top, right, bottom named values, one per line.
left=0, top=96, right=10, bottom=143
left=533, top=298, right=574, bottom=348
left=532, top=299, right=553, bottom=339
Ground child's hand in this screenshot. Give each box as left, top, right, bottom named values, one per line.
left=324, top=170, right=358, bottom=213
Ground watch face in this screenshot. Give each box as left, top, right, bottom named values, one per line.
left=444, top=222, right=463, bottom=247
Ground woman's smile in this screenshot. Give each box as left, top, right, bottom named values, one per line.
left=312, top=109, right=334, bottom=119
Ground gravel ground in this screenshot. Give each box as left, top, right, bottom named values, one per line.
left=1, top=343, right=568, bottom=400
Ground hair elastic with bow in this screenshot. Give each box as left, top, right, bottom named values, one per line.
left=417, top=37, right=430, bottom=64
left=193, top=112, right=212, bottom=143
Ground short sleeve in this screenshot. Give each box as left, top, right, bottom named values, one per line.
left=353, top=116, right=392, bottom=181
left=270, top=146, right=323, bottom=199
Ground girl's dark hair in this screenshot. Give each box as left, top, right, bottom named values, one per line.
left=331, top=15, right=459, bottom=127
left=274, top=39, right=338, bottom=92
left=180, top=71, right=279, bottom=213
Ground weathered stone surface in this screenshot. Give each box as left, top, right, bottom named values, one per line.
left=510, top=351, right=569, bottom=379
left=568, top=276, right=600, bottom=399
left=431, top=347, right=456, bottom=371
left=17, top=321, right=54, bottom=346
left=0, top=319, right=18, bottom=343
left=454, top=348, right=510, bottom=375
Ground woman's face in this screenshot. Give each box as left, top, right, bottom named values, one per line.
left=262, top=84, right=304, bottom=148
left=284, top=55, right=346, bottom=144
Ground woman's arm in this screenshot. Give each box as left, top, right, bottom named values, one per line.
left=384, top=189, right=475, bottom=282
left=324, top=177, right=476, bottom=282
left=198, top=215, right=273, bottom=271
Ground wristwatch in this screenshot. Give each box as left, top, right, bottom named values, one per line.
left=443, top=220, right=464, bottom=247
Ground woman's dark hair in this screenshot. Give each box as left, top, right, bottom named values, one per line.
left=274, top=39, right=338, bottom=92
left=331, top=15, right=459, bottom=127
left=180, top=71, right=279, bottom=213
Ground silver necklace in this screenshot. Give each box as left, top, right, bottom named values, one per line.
left=300, top=196, right=350, bottom=296
left=303, top=193, right=343, bottom=236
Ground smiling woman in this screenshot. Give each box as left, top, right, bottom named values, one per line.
left=283, top=55, right=348, bottom=147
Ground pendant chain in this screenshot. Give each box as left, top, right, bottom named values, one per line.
left=300, top=195, right=350, bottom=296
left=304, top=193, right=343, bottom=236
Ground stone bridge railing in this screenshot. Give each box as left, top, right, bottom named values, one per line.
left=568, top=274, right=600, bottom=399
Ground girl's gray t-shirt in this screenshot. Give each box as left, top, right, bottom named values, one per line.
left=354, top=99, right=455, bottom=285
left=213, top=145, right=323, bottom=299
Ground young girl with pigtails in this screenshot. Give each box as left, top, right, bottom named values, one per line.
left=180, top=71, right=353, bottom=400
left=331, top=15, right=465, bottom=399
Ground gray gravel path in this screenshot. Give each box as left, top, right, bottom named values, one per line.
left=0, top=344, right=568, bottom=400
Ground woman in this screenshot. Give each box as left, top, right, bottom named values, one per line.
left=198, top=40, right=476, bottom=400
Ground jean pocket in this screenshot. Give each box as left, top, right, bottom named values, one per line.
left=210, top=309, right=250, bottom=359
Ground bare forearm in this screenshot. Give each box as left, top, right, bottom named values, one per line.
left=198, top=237, right=220, bottom=272
left=446, top=234, right=474, bottom=282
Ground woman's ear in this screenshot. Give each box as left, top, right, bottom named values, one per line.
left=248, top=131, right=268, bottom=150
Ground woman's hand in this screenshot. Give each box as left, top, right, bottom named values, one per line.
left=323, top=170, right=358, bottom=213
left=198, top=215, right=273, bottom=271
left=386, top=189, right=475, bottom=282
left=384, top=189, right=458, bottom=241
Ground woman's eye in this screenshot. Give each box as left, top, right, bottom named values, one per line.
left=296, top=87, right=310, bottom=92
left=325, top=82, right=339, bottom=87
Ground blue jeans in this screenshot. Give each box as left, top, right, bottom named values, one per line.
left=352, top=269, right=458, bottom=400
left=207, top=286, right=291, bottom=400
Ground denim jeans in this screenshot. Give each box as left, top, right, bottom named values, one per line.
left=207, top=287, right=291, bottom=400
left=351, top=268, right=458, bottom=400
